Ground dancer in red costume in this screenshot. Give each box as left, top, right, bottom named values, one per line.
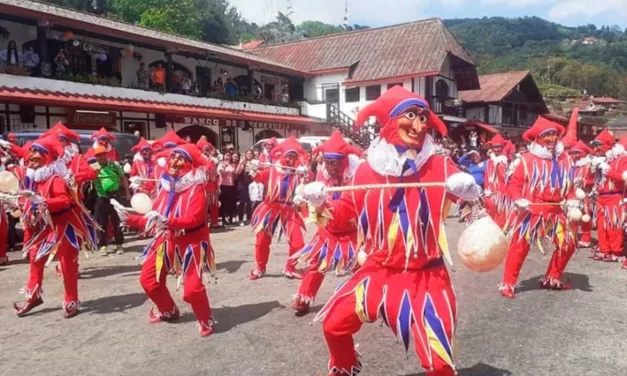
left=569, top=140, right=594, bottom=248
left=484, top=134, right=509, bottom=228
left=13, top=136, right=98, bottom=318
left=258, top=137, right=278, bottom=166
left=590, top=131, right=627, bottom=262
left=499, top=117, right=578, bottom=298
left=197, top=138, right=220, bottom=226
left=152, top=131, right=188, bottom=178
left=115, top=143, right=216, bottom=336
left=292, top=131, right=361, bottom=315
left=249, top=137, right=308, bottom=280
left=129, top=137, right=156, bottom=196
left=86, top=127, right=120, bottom=161
left=302, top=87, right=482, bottom=376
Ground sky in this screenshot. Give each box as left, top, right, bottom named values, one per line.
left=229, top=0, right=627, bottom=29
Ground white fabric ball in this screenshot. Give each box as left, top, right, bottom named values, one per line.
left=582, top=214, right=591, bottom=223
left=457, top=216, right=508, bottom=273
left=567, top=208, right=583, bottom=222
left=575, top=188, right=586, bottom=200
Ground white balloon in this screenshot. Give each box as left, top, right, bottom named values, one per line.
left=0, top=171, right=18, bottom=193
left=575, top=188, right=587, bottom=200
left=123, top=163, right=132, bottom=175
left=130, top=193, right=152, bottom=215
left=582, top=214, right=591, bottom=223
left=567, top=208, right=583, bottom=222
left=457, top=216, right=508, bottom=273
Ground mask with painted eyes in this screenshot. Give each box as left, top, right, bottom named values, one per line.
left=324, top=158, right=346, bottom=179
left=167, top=152, right=190, bottom=177
left=537, top=130, right=559, bottom=152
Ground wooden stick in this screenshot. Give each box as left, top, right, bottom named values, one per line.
left=258, top=162, right=299, bottom=171
left=527, top=202, right=564, bottom=206
left=324, top=182, right=446, bottom=193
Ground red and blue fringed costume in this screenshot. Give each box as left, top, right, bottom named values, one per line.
left=127, top=144, right=216, bottom=336
left=484, top=134, right=510, bottom=229
left=304, top=87, right=482, bottom=376
left=570, top=141, right=594, bottom=248
left=13, top=136, right=98, bottom=318
left=130, top=137, right=156, bottom=196
left=292, top=131, right=361, bottom=314
left=590, top=131, right=627, bottom=261
left=196, top=138, right=220, bottom=226
left=250, top=137, right=307, bottom=279
left=500, top=118, right=577, bottom=298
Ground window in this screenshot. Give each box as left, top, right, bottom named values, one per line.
left=366, top=85, right=381, bottom=101
left=322, top=83, right=340, bottom=103
left=345, top=87, right=360, bottom=103
left=387, top=83, right=403, bottom=90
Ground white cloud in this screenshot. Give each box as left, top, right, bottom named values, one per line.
left=547, top=0, right=627, bottom=19
left=228, top=0, right=627, bottom=26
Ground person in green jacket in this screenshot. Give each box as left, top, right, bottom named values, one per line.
left=92, top=146, right=129, bottom=256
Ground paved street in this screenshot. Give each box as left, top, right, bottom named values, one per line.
left=1, top=220, right=626, bottom=376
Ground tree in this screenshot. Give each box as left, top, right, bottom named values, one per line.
left=298, top=21, right=343, bottom=38
left=258, top=12, right=303, bottom=43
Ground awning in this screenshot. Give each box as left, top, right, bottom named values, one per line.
left=462, top=120, right=500, bottom=134
left=0, top=87, right=321, bottom=128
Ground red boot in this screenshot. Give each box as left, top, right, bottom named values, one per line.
left=283, top=265, right=303, bottom=280
left=64, top=301, right=80, bottom=319
left=148, top=306, right=180, bottom=323
left=198, top=320, right=215, bottom=337
left=499, top=284, right=515, bottom=299
left=249, top=268, right=265, bottom=281
left=622, top=259, right=627, bottom=270
left=14, top=297, right=44, bottom=317
left=540, top=277, right=571, bottom=291
left=292, top=297, right=311, bottom=315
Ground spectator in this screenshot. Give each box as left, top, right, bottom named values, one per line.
left=456, top=149, right=486, bottom=188
left=253, top=149, right=260, bottom=160
left=136, top=62, right=150, bottom=90
left=213, top=77, right=224, bottom=96
left=93, top=146, right=128, bottom=256
left=236, top=150, right=254, bottom=226
left=218, top=151, right=237, bottom=225
left=151, top=64, right=166, bottom=92
left=53, top=48, right=69, bottom=76
left=181, top=72, right=192, bottom=95
left=0, top=40, right=22, bottom=70
left=280, top=88, right=290, bottom=103
left=23, top=46, right=39, bottom=75
left=225, top=77, right=237, bottom=98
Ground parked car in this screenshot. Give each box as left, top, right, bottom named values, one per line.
left=2, top=130, right=139, bottom=161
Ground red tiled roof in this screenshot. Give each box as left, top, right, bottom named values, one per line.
left=591, top=97, right=624, bottom=105
left=0, top=87, right=320, bottom=127
left=241, top=40, right=264, bottom=49
left=249, top=18, right=477, bottom=88
left=0, top=0, right=307, bottom=78
left=458, top=71, right=530, bottom=103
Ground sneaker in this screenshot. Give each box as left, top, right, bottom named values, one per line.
left=99, top=246, right=108, bottom=257
left=116, top=245, right=124, bottom=255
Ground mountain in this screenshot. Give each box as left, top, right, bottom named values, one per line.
left=443, top=17, right=627, bottom=99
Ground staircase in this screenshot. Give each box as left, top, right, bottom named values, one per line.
left=326, top=103, right=377, bottom=148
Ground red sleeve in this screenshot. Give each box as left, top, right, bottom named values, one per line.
left=130, top=161, right=139, bottom=177
left=72, top=155, right=97, bottom=184
left=253, top=169, right=270, bottom=184
left=126, top=214, right=147, bottom=230
left=9, top=143, right=26, bottom=160
left=45, top=177, right=72, bottom=212
left=322, top=165, right=368, bottom=225
left=607, top=158, right=627, bottom=182
left=506, top=160, right=525, bottom=201
left=167, top=185, right=208, bottom=230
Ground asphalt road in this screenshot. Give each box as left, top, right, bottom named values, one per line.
left=1, top=221, right=626, bottom=376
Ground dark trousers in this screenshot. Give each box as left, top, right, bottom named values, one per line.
left=238, top=198, right=252, bottom=223
left=219, top=185, right=237, bottom=224
left=95, top=196, right=124, bottom=248
left=7, top=215, right=19, bottom=249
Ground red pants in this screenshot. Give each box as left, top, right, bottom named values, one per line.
left=485, top=197, right=506, bottom=229
left=26, top=240, right=79, bottom=305
left=578, top=220, right=592, bottom=244
left=596, top=205, right=623, bottom=256
left=0, top=212, right=7, bottom=261
left=209, top=203, right=219, bottom=225
left=139, top=243, right=212, bottom=322
left=502, top=231, right=575, bottom=287
left=296, top=266, right=325, bottom=302
left=254, top=225, right=304, bottom=271
left=320, top=259, right=456, bottom=376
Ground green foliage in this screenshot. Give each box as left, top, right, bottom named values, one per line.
left=445, top=17, right=627, bottom=99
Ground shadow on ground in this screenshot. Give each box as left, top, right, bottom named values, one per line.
left=81, top=292, right=147, bottom=315
left=79, top=265, right=141, bottom=280
left=216, top=260, right=247, bottom=274
left=517, top=272, right=592, bottom=293
left=180, top=300, right=284, bottom=333
left=402, top=362, right=512, bottom=376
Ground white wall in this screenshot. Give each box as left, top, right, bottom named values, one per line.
left=0, top=20, right=37, bottom=53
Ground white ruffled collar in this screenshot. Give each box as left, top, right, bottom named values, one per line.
left=606, top=144, right=626, bottom=161
left=160, top=169, right=204, bottom=193
left=367, top=134, right=435, bottom=177
left=27, top=163, right=60, bottom=183
left=527, top=141, right=564, bottom=160
left=575, top=156, right=591, bottom=167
